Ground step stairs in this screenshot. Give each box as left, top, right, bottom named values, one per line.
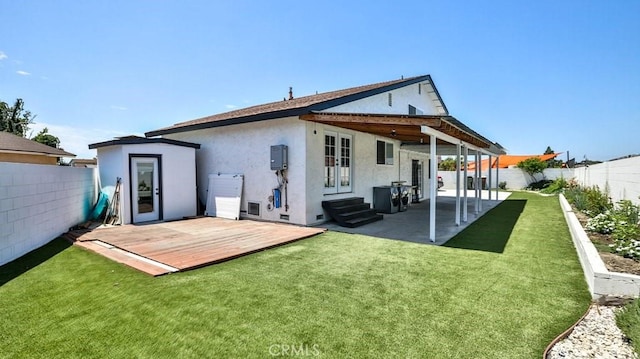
left=322, top=197, right=383, bottom=228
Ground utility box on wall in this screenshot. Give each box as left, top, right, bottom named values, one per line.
left=270, top=145, right=288, bottom=170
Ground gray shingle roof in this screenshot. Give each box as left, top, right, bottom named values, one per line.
left=0, top=131, right=75, bottom=157
left=146, top=75, right=431, bottom=137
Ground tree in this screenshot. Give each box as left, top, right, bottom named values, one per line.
left=438, top=157, right=458, bottom=171
left=517, top=157, right=547, bottom=182
left=0, top=98, right=35, bottom=137
left=32, top=127, right=60, bottom=148
left=543, top=146, right=563, bottom=168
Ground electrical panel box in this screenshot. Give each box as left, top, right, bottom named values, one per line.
left=270, top=145, right=288, bottom=170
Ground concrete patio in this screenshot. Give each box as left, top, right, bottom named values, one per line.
left=320, top=189, right=512, bottom=245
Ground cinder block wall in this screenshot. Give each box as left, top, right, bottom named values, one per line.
left=439, top=168, right=573, bottom=190
left=574, top=157, right=640, bottom=206
left=0, top=163, right=97, bottom=266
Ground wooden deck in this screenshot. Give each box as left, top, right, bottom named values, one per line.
left=68, top=217, right=325, bottom=276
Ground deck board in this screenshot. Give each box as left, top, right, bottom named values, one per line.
left=71, top=217, right=325, bottom=275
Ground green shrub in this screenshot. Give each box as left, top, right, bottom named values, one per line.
left=540, top=176, right=570, bottom=194
left=565, top=187, right=588, bottom=212
left=527, top=179, right=553, bottom=190
left=601, top=200, right=640, bottom=260
left=618, top=200, right=640, bottom=225
left=583, top=186, right=612, bottom=216
left=610, top=238, right=640, bottom=260
left=586, top=211, right=616, bottom=234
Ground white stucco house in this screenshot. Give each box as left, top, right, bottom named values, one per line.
left=145, top=75, right=504, bottom=234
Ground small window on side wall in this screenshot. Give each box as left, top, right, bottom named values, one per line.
left=376, top=140, right=394, bottom=165
left=388, top=93, right=392, bottom=106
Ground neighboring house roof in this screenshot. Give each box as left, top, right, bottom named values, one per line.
left=466, top=153, right=560, bottom=170
left=88, top=135, right=201, bottom=149
left=0, top=131, right=75, bottom=157
left=146, top=75, right=443, bottom=137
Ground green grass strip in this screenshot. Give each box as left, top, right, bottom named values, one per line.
left=0, top=191, right=590, bottom=358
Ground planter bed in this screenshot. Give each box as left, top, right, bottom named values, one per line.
left=560, top=194, right=640, bottom=299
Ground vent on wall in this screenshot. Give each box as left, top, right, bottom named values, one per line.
left=248, top=202, right=260, bottom=216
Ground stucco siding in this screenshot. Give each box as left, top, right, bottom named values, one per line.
left=305, top=122, right=431, bottom=225
left=323, top=82, right=439, bottom=115
left=166, top=117, right=308, bottom=225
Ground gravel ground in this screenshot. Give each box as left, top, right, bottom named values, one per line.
left=547, top=305, right=637, bottom=359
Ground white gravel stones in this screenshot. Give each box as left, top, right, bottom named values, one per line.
left=548, top=305, right=637, bottom=359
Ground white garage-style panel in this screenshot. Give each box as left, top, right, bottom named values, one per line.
left=205, top=173, right=244, bottom=220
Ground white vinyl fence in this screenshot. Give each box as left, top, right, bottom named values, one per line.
left=0, top=163, right=97, bottom=266
left=439, top=156, right=639, bottom=205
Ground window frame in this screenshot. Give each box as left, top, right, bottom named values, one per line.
left=376, top=140, right=394, bottom=165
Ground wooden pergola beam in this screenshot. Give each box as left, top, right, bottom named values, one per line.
left=299, top=112, right=491, bottom=149
left=300, top=113, right=442, bottom=127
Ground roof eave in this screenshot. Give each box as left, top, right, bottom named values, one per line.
left=0, top=149, right=76, bottom=157
left=89, top=137, right=201, bottom=149
left=145, top=107, right=310, bottom=137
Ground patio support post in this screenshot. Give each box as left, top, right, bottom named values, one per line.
left=429, top=134, right=437, bottom=242
left=463, top=146, right=468, bottom=222
left=474, top=151, right=480, bottom=214
left=478, top=152, right=483, bottom=212
left=488, top=155, right=493, bottom=200
left=455, top=142, right=461, bottom=226
left=495, top=156, right=500, bottom=201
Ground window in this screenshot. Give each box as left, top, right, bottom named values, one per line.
left=418, top=83, right=421, bottom=94
left=376, top=140, right=394, bottom=165
left=408, top=104, right=424, bottom=115
left=388, top=93, right=392, bottom=106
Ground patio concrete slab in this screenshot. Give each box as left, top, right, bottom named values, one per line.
left=320, top=190, right=512, bottom=245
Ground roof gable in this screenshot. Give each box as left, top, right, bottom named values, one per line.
left=146, top=75, right=438, bottom=137
left=0, top=131, right=75, bottom=157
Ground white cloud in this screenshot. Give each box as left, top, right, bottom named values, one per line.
left=225, top=104, right=238, bottom=109
left=0, top=51, right=7, bottom=60
left=110, top=105, right=128, bottom=111
left=16, top=70, right=31, bottom=76
left=29, top=122, right=137, bottom=159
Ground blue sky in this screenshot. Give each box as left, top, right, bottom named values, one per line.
left=1, top=0, right=638, bottom=161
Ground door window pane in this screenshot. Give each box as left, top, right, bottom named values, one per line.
left=137, top=162, right=154, bottom=214
left=340, top=137, right=351, bottom=186
left=325, top=135, right=336, bottom=188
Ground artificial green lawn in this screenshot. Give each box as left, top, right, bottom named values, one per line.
left=617, top=299, right=640, bottom=354
left=0, top=192, right=590, bottom=358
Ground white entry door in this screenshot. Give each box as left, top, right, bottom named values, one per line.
left=131, top=157, right=160, bottom=223
left=324, top=132, right=353, bottom=194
